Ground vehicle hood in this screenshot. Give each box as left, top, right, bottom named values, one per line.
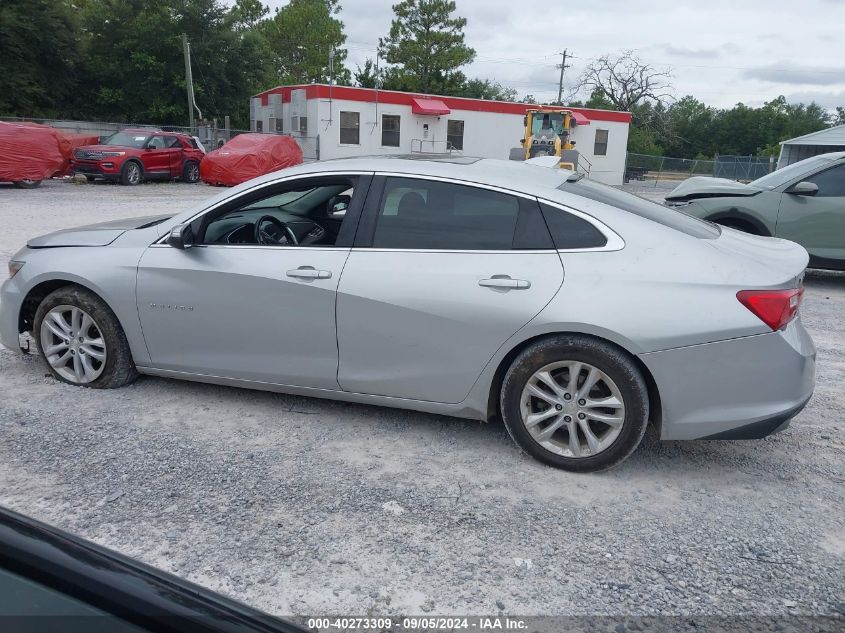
left=666, top=177, right=762, bottom=202
left=27, top=215, right=173, bottom=248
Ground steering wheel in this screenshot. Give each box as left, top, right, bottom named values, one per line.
left=254, top=215, right=298, bottom=246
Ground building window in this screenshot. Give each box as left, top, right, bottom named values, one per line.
left=447, top=120, right=464, bottom=150
left=268, top=117, right=283, bottom=133
left=340, top=111, right=360, bottom=145
left=255, top=120, right=263, bottom=133
left=594, top=129, right=608, bottom=156
left=382, top=114, right=400, bottom=147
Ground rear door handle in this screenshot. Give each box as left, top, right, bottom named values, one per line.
left=286, top=266, right=332, bottom=280
left=479, top=276, right=531, bottom=289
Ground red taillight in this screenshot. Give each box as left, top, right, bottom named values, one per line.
left=737, top=288, right=804, bottom=331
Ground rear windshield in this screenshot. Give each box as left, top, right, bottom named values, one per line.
left=558, top=178, right=720, bottom=239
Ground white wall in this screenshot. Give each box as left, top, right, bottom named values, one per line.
left=253, top=97, right=629, bottom=184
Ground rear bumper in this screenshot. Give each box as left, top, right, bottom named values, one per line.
left=641, top=318, right=816, bottom=440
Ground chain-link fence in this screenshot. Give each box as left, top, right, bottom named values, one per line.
left=624, top=152, right=777, bottom=198
left=0, top=117, right=320, bottom=161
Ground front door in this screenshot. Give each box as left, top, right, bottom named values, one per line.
left=776, top=162, right=845, bottom=265
left=336, top=176, right=564, bottom=404
left=136, top=174, right=370, bottom=388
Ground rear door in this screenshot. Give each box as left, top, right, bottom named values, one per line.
left=335, top=175, right=564, bottom=404
left=775, top=162, right=845, bottom=265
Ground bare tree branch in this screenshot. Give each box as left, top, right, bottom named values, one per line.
left=577, top=50, right=673, bottom=111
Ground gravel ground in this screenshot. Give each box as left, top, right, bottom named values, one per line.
left=0, top=179, right=843, bottom=619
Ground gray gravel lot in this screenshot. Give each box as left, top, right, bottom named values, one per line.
left=0, top=179, right=843, bottom=618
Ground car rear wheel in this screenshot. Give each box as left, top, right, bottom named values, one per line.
left=13, top=179, right=42, bottom=189
left=500, top=335, right=649, bottom=472
left=120, top=161, right=142, bottom=186
left=182, top=160, right=200, bottom=183
left=34, top=286, right=138, bottom=389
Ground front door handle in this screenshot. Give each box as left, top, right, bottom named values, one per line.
left=286, top=266, right=332, bottom=280
left=479, top=276, right=531, bottom=289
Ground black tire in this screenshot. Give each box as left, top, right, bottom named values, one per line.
left=500, top=335, right=649, bottom=472
left=85, top=175, right=96, bottom=182
left=120, top=160, right=143, bottom=186
left=182, top=160, right=200, bottom=183
left=34, top=285, right=138, bottom=389
left=13, top=179, right=42, bottom=189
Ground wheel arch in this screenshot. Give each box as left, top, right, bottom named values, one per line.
left=19, top=279, right=114, bottom=335
left=705, top=209, right=772, bottom=236
left=485, top=331, right=663, bottom=435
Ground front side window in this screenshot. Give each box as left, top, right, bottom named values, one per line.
left=371, top=178, right=523, bottom=250
left=200, top=177, right=358, bottom=247
left=803, top=163, right=845, bottom=197
left=594, top=129, right=608, bottom=156
left=447, top=120, right=464, bottom=150
left=382, top=114, right=400, bottom=147
left=340, top=111, right=360, bottom=145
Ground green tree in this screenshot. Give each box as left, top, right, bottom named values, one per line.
left=77, top=0, right=272, bottom=127
left=263, top=0, right=350, bottom=86
left=832, top=107, right=845, bottom=127
left=0, top=0, right=81, bottom=117
left=378, top=0, right=475, bottom=94
left=455, top=78, right=517, bottom=101
left=354, top=58, right=380, bottom=88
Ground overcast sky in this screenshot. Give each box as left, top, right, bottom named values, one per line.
left=261, top=0, right=845, bottom=110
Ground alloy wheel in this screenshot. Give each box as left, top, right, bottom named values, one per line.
left=127, top=163, right=141, bottom=184
left=39, top=305, right=107, bottom=384
left=519, top=361, right=625, bottom=458
left=186, top=162, right=199, bottom=182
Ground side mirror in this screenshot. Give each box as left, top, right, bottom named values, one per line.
left=786, top=181, right=818, bottom=196
left=166, top=223, right=194, bottom=249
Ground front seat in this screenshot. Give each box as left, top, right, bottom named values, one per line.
left=397, top=191, right=427, bottom=219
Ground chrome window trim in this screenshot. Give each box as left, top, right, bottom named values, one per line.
left=372, top=172, right=625, bottom=254
left=151, top=170, right=375, bottom=246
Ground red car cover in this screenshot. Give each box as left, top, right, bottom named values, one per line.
left=0, top=122, right=66, bottom=183
left=200, top=134, right=303, bottom=186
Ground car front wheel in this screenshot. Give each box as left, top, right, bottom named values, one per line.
left=34, top=286, right=138, bottom=389
left=500, top=335, right=649, bottom=472
left=120, top=161, right=142, bottom=186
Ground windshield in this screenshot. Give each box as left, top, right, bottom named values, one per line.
left=532, top=112, right=566, bottom=136
left=750, top=155, right=834, bottom=189
left=102, top=132, right=150, bottom=148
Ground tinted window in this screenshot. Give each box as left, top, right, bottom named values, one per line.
left=164, top=135, right=181, bottom=148
left=558, top=177, right=720, bottom=239
left=805, top=163, right=845, bottom=197
left=447, top=120, right=464, bottom=150
left=382, top=114, right=400, bottom=147
left=340, top=111, right=360, bottom=144
left=372, top=178, right=523, bottom=250
left=594, top=129, right=608, bottom=156
left=540, top=202, right=607, bottom=249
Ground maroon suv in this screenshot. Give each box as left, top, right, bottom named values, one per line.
left=71, top=129, right=205, bottom=185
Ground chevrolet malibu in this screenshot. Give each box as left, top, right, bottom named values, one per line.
left=0, top=157, right=816, bottom=471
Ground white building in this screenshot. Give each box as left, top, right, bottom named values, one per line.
left=778, top=124, right=845, bottom=168
left=250, top=84, right=632, bottom=185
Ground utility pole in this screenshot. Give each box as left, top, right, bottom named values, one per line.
left=182, top=34, right=195, bottom=133
left=557, top=50, right=571, bottom=105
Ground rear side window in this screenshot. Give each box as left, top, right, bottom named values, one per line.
left=540, top=202, right=607, bottom=249
left=558, top=177, right=720, bottom=239
left=372, top=178, right=528, bottom=250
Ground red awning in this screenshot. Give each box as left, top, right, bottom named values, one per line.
left=412, top=98, right=451, bottom=116
left=571, top=111, right=591, bottom=126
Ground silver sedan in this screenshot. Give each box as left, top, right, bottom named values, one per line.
left=0, top=157, right=816, bottom=471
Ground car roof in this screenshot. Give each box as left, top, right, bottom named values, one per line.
left=276, top=156, right=572, bottom=195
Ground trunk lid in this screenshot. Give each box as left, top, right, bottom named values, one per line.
left=707, top=225, right=808, bottom=287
